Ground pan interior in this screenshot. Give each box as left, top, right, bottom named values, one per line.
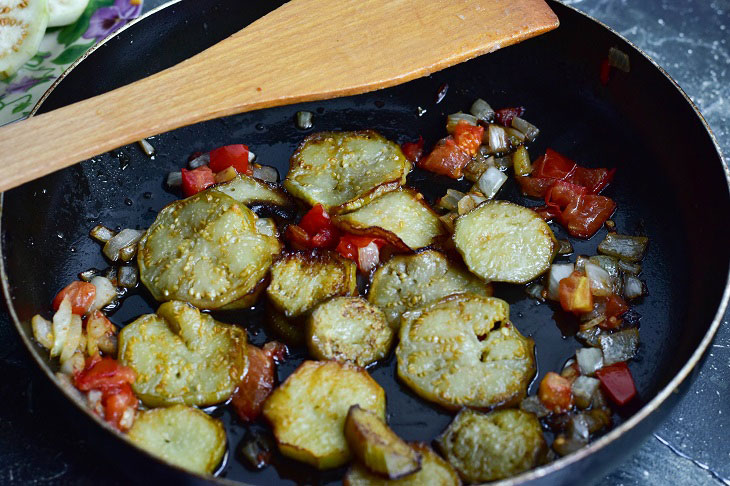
left=3, top=1, right=728, bottom=484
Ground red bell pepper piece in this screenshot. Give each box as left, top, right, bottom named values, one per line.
left=208, top=144, right=253, bottom=175
left=494, top=106, right=525, bottom=126
left=418, top=136, right=472, bottom=179
left=401, top=136, right=425, bottom=163
left=538, top=372, right=574, bottom=413
left=571, top=166, right=616, bottom=195
left=561, top=194, right=616, bottom=238
left=453, top=121, right=484, bottom=157
left=595, top=361, right=637, bottom=405
left=517, top=176, right=556, bottom=198
left=336, top=233, right=388, bottom=272
left=299, top=204, right=333, bottom=236
left=52, top=281, right=96, bottom=316
left=533, top=149, right=577, bottom=180
left=181, top=166, right=216, bottom=197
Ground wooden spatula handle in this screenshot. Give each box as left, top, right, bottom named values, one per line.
left=0, top=0, right=557, bottom=192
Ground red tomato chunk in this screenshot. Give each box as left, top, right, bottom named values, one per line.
left=538, top=371, right=574, bottom=413
left=401, top=136, right=424, bottom=163
left=52, top=281, right=96, bottom=316
left=232, top=344, right=283, bottom=422
left=418, top=137, right=472, bottom=179
left=209, top=144, right=252, bottom=175
left=181, top=166, right=216, bottom=197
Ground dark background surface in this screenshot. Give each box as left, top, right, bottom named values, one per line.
left=0, top=0, right=728, bottom=485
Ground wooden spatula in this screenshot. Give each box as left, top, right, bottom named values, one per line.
left=0, top=0, right=557, bottom=192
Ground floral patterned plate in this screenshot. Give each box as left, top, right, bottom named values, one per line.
left=0, top=0, right=145, bottom=126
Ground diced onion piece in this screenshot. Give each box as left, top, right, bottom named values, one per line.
left=439, top=213, right=457, bottom=233
left=436, top=188, right=466, bottom=212
left=79, top=268, right=100, bottom=282
left=511, top=117, right=540, bottom=142
left=137, top=138, right=155, bottom=157
left=576, top=326, right=603, bottom=348
left=214, top=166, right=238, bottom=183
left=572, top=376, right=600, bottom=409
left=188, top=152, right=210, bottom=169
left=597, top=234, right=648, bottom=263
left=119, top=245, right=137, bottom=262
left=357, top=242, right=380, bottom=274
left=446, top=112, right=478, bottom=133
left=487, top=124, right=508, bottom=153
left=519, top=395, right=550, bottom=418
left=248, top=150, right=256, bottom=163
left=623, top=275, right=646, bottom=300
left=608, top=47, right=630, bottom=72
left=505, top=127, right=526, bottom=145
left=574, top=256, right=589, bottom=273
left=60, top=315, right=82, bottom=364
left=579, top=315, right=605, bottom=331
left=457, top=193, right=486, bottom=215
left=585, top=262, right=612, bottom=297
left=90, top=225, right=116, bottom=243
left=557, top=240, right=573, bottom=255
left=90, top=276, right=117, bottom=311
left=512, top=146, right=532, bottom=176
left=547, top=263, right=574, bottom=300
left=617, top=260, right=641, bottom=275
left=60, top=352, right=85, bottom=376
left=103, top=229, right=144, bottom=262
left=525, top=281, right=545, bottom=301
left=599, top=328, right=639, bottom=365
left=32, top=315, right=54, bottom=350
left=252, top=164, right=279, bottom=183
left=296, top=111, right=313, bottom=130
left=477, top=167, right=508, bottom=199
left=494, top=155, right=513, bottom=171
left=469, top=98, right=494, bottom=121
left=166, top=171, right=183, bottom=188
left=118, top=266, right=139, bottom=288
left=50, top=297, right=72, bottom=358
left=463, top=148, right=494, bottom=182
left=576, top=347, right=604, bottom=376
left=88, top=389, right=104, bottom=416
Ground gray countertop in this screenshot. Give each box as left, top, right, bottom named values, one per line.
left=0, top=0, right=728, bottom=485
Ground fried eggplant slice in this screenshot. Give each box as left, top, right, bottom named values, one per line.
left=267, top=251, right=357, bottom=318
left=127, top=404, right=226, bottom=475
left=344, top=443, right=461, bottom=486
left=396, top=293, right=535, bottom=410
left=453, top=200, right=557, bottom=284
left=333, top=189, right=445, bottom=251
left=254, top=217, right=279, bottom=238
left=138, top=190, right=281, bottom=309
left=368, top=250, right=493, bottom=330
left=118, top=301, right=247, bottom=407
left=345, top=405, right=421, bottom=479
left=436, top=408, right=547, bottom=483
left=307, top=297, right=393, bottom=367
left=213, top=173, right=293, bottom=208
left=284, top=131, right=411, bottom=213
left=263, top=360, right=386, bottom=469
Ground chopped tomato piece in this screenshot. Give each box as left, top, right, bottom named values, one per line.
left=417, top=137, right=471, bottom=179
left=181, top=166, right=216, bottom=197
left=572, top=166, right=616, bottom=195
left=452, top=121, right=484, bottom=157
left=595, top=361, right=637, bottom=406
left=285, top=224, right=311, bottom=250
left=561, top=194, right=616, bottom=238
left=538, top=372, right=573, bottom=413
left=335, top=234, right=387, bottom=262
left=546, top=180, right=587, bottom=208
left=209, top=144, right=253, bottom=175
left=533, top=149, right=577, bottom=180
left=231, top=344, right=277, bottom=422
left=103, top=383, right=138, bottom=431
left=288, top=204, right=340, bottom=250
left=74, top=355, right=136, bottom=392
left=559, top=271, right=594, bottom=313
left=494, top=106, right=525, bottom=126
left=517, top=175, right=556, bottom=198
left=605, top=294, right=629, bottom=318
left=52, top=281, right=96, bottom=316
left=533, top=204, right=561, bottom=221
left=262, top=341, right=287, bottom=363
left=401, top=136, right=424, bottom=163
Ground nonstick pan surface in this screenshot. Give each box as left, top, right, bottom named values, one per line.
left=2, top=1, right=728, bottom=485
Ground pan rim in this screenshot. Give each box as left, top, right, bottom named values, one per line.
left=1, top=0, right=728, bottom=484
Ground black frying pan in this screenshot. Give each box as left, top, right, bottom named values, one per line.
left=2, top=1, right=728, bottom=485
